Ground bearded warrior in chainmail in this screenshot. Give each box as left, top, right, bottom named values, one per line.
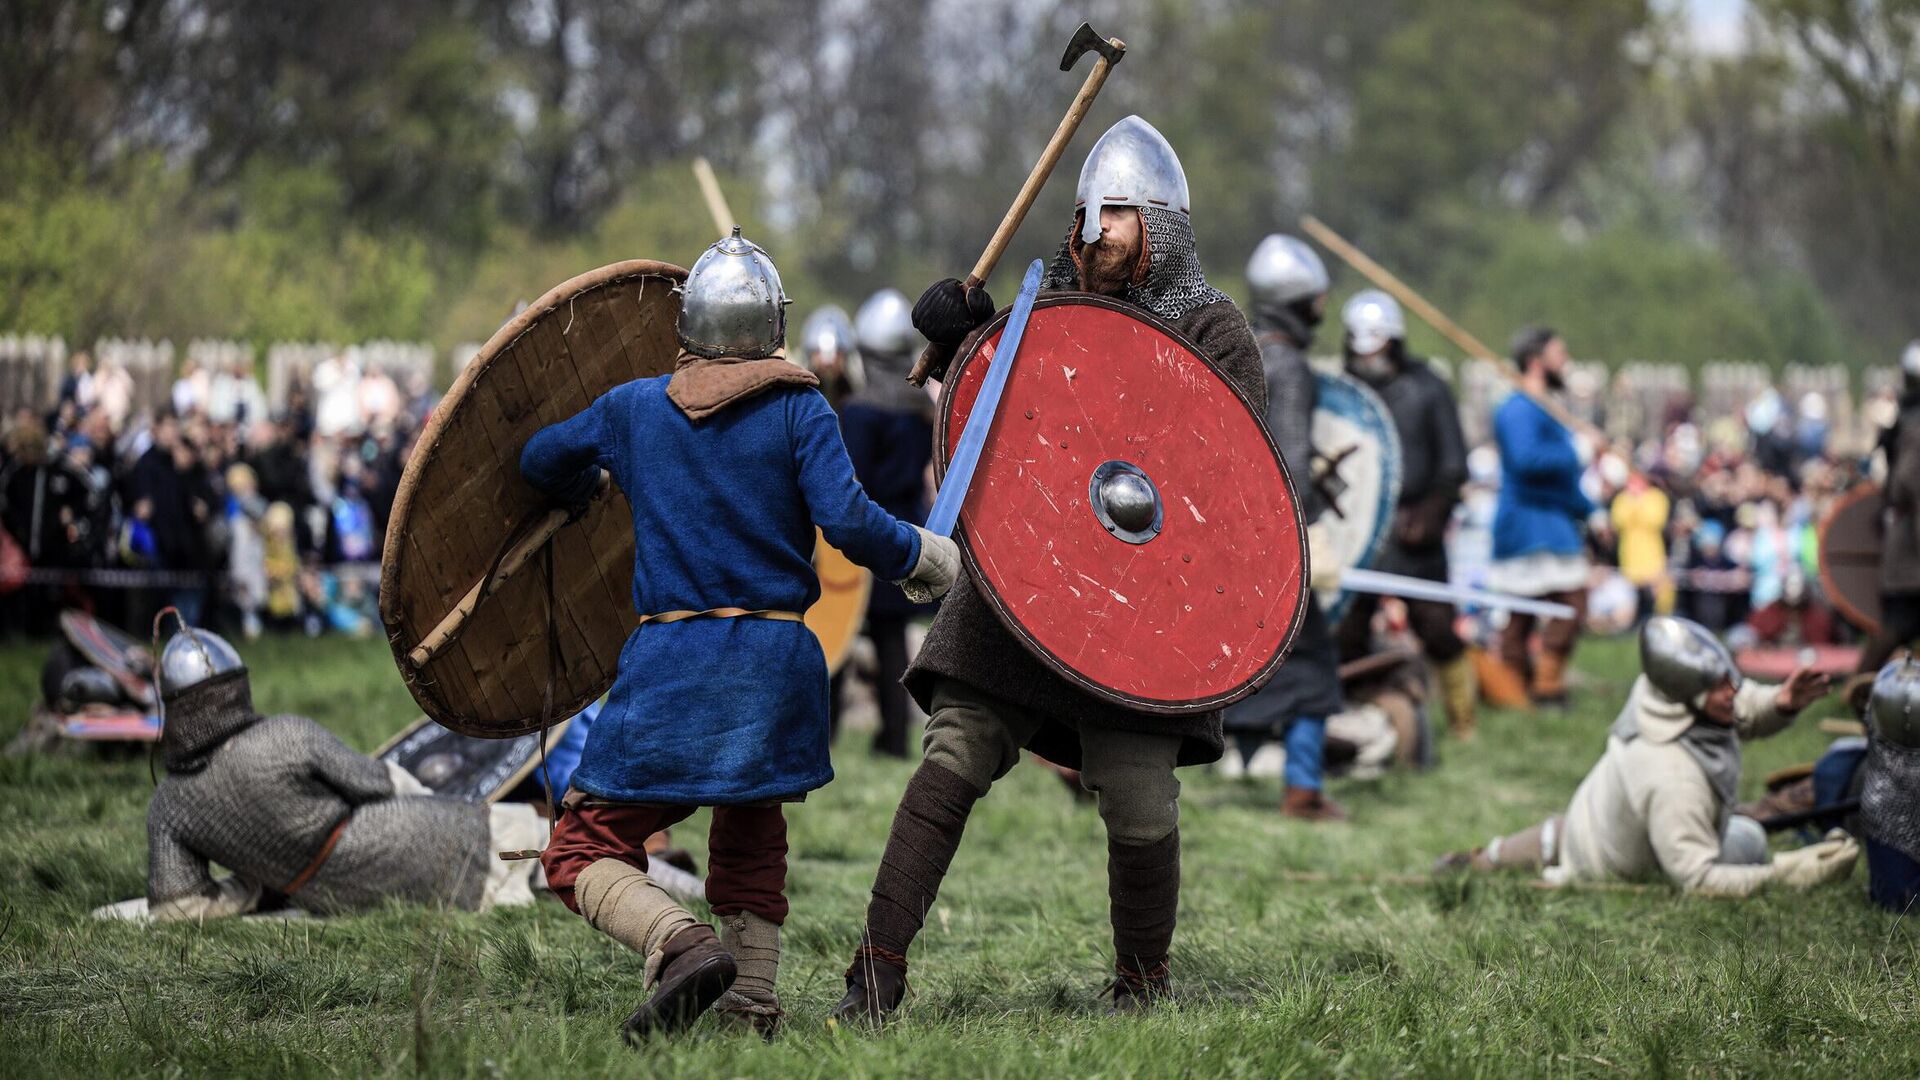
left=833, top=116, right=1264, bottom=1021
left=143, top=624, right=544, bottom=922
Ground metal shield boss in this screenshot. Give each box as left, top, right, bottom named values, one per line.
left=382, top=261, right=686, bottom=737
left=939, top=296, right=1307, bottom=713
left=1308, top=369, right=1403, bottom=619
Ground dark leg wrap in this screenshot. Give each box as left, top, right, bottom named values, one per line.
left=858, top=761, right=983, bottom=966
left=1108, top=828, right=1180, bottom=973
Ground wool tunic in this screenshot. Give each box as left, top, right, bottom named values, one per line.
left=520, top=377, right=920, bottom=805
left=1492, top=393, right=1593, bottom=561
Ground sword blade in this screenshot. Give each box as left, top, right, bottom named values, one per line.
left=925, top=259, right=1047, bottom=538
left=1340, top=567, right=1578, bottom=620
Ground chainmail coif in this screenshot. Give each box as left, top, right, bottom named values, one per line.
left=1044, top=207, right=1231, bottom=321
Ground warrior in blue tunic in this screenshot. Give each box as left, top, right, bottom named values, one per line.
left=518, top=229, right=960, bottom=1042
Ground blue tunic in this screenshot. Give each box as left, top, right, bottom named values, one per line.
left=520, top=377, right=921, bottom=804
left=1491, top=393, right=1594, bottom=560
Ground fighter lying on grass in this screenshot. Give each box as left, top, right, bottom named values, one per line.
left=1438, top=616, right=1860, bottom=896
left=141, top=622, right=546, bottom=923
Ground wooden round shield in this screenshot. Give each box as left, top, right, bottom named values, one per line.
left=807, top=530, right=871, bottom=674
left=938, top=295, right=1307, bottom=714
left=1819, top=483, right=1883, bottom=635
left=380, top=260, right=685, bottom=738
left=1309, top=369, right=1402, bottom=621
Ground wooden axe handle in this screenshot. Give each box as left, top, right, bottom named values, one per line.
left=1300, top=214, right=1607, bottom=450
left=909, top=39, right=1124, bottom=385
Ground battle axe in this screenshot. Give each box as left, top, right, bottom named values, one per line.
left=908, top=22, right=1125, bottom=385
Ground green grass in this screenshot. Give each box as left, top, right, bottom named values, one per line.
left=1, top=633, right=1915, bottom=1077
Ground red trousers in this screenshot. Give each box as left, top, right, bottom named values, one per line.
left=541, top=797, right=789, bottom=925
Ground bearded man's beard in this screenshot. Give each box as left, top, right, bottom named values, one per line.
left=1545, top=368, right=1567, bottom=393
left=1080, top=238, right=1139, bottom=296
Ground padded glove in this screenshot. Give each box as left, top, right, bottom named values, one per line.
left=1307, top=521, right=1342, bottom=591
left=912, top=279, right=996, bottom=346
left=896, top=525, right=960, bottom=603
left=1770, top=829, right=1859, bottom=889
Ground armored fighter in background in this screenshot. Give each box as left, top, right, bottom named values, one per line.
left=839, top=288, right=939, bottom=760
left=1223, top=234, right=1347, bottom=820
left=1332, top=291, right=1477, bottom=737
left=1861, top=658, right=1920, bottom=911
left=1437, top=616, right=1858, bottom=896
left=835, top=116, right=1265, bottom=1021
left=143, top=624, right=544, bottom=922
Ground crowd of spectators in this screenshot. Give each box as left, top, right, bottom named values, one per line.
left=0, top=351, right=436, bottom=641
left=1460, top=384, right=1877, bottom=648
left=4, top=345, right=1892, bottom=657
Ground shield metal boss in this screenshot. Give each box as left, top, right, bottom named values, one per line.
left=380, top=260, right=685, bottom=738
left=938, top=295, right=1307, bottom=714
left=1819, top=483, right=1882, bottom=634
left=807, top=530, right=871, bottom=674
left=1309, top=369, right=1403, bottom=620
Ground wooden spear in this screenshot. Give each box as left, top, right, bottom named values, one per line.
left=1300, top=214, right=1605, bottom=448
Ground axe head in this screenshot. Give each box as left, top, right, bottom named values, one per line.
left=1061, top=22, right=1125, bottom=70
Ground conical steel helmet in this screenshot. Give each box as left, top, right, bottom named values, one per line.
left=676, top=227, right=790, bottom=360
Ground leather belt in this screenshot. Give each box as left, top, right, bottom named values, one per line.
left=635, top=607, right=803, bottom=627
left=282, top=816, right=350, bottom=894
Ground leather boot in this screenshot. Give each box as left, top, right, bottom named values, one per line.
left=621, top=925, right=736, bottom=1044
left=713, top=911, right=782, bottom=1039
left=1436, top=655, right=1478, bottom=738
left=1106, top=959, right=1172, bottom=1014
left=1281, top=786, right=1347, bottom=821
left=1472, top=646, right=1533, bottom=710
left=1107, top=830, right=1179, bottom=1013
left=1532, top=652, right=1570, bottom=706
left=833, top=762, right=981, bottom=1027
left=830, top=948, right=907, bottom=1025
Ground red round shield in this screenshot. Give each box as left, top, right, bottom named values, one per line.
left=938, top=295, right=1306, bottom=714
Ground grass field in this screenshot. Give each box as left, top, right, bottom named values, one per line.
left=2, top=632, right=1916, bottom=1077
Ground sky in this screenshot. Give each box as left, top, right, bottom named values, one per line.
left=1676, top=0, right=1751, bottom=55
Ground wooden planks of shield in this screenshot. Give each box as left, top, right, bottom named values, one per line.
left=375, top=716, right=572, bottom=803
left=1818, top=483, right=1882, bottom=635
left=938, top=295, right=1307, bottom=714
left=380, top=261, right=686, bottom=739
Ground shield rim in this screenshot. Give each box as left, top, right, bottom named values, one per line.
left=1311, top=367, right=1403, bottom=621
left=379, top=259, right=686, bottom=737
left=935, top=293, right=1308, bottom=715
left=1817, top=482, right=1882, bottom=635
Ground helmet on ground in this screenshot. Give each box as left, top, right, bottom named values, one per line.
left=1075, top=116, right=1191, bottom=245
left=676, top=227, right=789, bottom=360
left=1247, top=234, right=1329, bottom=310
left=1639, top=615, right=1741, bottom=707
left=854, top=288, right=917, bottom=358
left=1342, top=290, right=1405, bottom=355
left=1869, top=656, right=1920, bottom=748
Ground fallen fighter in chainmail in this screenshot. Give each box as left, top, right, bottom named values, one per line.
left=138, top=622, right=545, bottom=922
left=1437, top=616, right=1860, bottom=896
